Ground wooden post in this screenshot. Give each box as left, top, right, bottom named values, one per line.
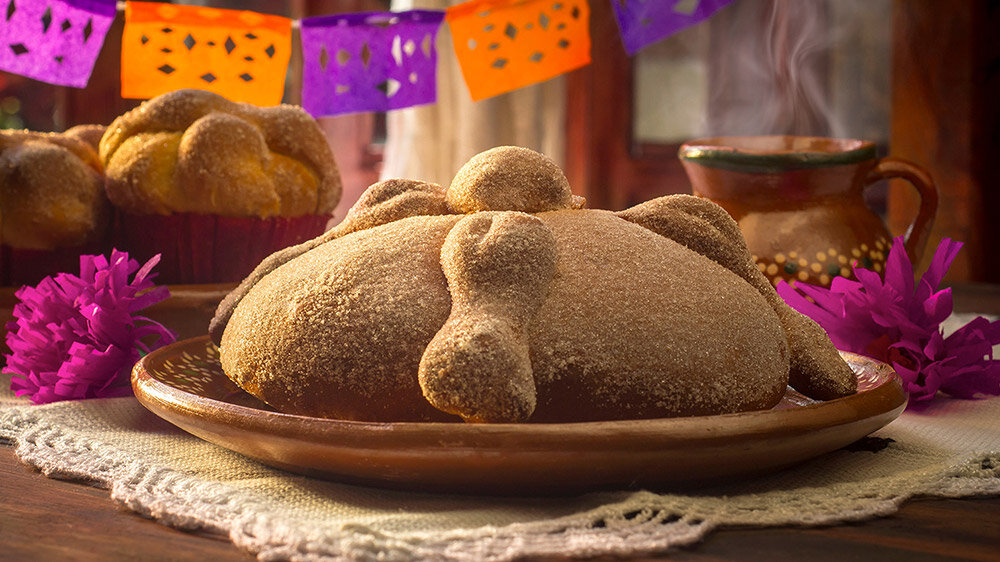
left=889, top=0, right=1000, bottom=283
left=60, top=10, right=141, bottom=128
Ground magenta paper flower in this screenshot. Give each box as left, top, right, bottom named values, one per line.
left=4, top=250, right=176, bottom=404
left=777, top=236, right=1000, bottom=406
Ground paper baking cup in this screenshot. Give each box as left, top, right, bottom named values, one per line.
left=114, top=213, right=330, bottom=284
left=1, top=237, right=112, bottom=287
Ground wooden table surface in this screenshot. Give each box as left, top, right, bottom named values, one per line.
left=2, top=284, right=999, bottom=561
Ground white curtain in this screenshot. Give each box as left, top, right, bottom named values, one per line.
left=380, top=0, right=567, bottom=188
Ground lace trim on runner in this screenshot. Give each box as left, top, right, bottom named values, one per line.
left=3, top=406, right=999, bottom=561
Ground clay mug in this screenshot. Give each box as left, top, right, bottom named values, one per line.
left=679, top=135, right=938, bottom=287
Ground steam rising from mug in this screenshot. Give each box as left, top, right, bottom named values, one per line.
left=704, top=0, right=890, bottom=139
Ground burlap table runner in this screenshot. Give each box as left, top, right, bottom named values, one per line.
left=2, top=314, right=999, bottom=561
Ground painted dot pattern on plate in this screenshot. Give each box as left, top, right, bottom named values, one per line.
left=145, top=339, right=240, bottom=399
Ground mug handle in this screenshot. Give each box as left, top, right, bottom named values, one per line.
left=865, top=157, right=938, bottom=264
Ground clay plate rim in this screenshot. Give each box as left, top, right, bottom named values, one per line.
left=132, top=336, right=907, bottom=494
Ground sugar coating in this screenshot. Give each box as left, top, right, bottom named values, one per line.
left=220, top=208, right=789, bottom=421
left=447, top=145, right=585, bottom=213
left=100, top=89, right=342, bottom=217
left=341, top=178, right=451, bottom=233
left=618, top=195, right=856, bottom=399
left=419, top=212, right=558, bottom=422
left=209, top=178, right=451, bottom=344
left=0, top=129, right=109, bottom=250
left=63, top=124, right=107, bottom=152
left=221, top=215, right=462, bottom=422
left=528, top=210, right=788, bottom=420
left=216, top=146, right=855, bottom=423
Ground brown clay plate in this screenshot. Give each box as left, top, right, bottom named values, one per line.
left=132, top=336, right=907, bottom=494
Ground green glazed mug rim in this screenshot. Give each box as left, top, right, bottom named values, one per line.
left=679, top=135, right=878, bottom=173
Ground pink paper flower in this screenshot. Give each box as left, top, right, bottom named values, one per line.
left=777, top=236, right=1000, bottom=406
left=5, top=250, right=176, bottom=404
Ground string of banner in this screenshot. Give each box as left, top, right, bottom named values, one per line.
left=0, top=0, right=732, bottom=116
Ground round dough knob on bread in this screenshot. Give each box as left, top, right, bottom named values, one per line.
left=447, top=146, right=585, bottom=213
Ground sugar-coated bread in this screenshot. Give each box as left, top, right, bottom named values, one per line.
left=100, top=89, right=342, bottom=218
left=0, top=129, right=108, bottom=250
left=219, top=209, right=791, bottom=423
left=215, top=146, right=856, bottom=423
left=64, top=124, right=107, bottom=152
